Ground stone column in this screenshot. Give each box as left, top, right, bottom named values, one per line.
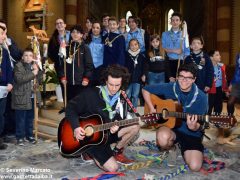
left=231, top=0, right=240, bottom=65
left=65, top=0, right=77, bottom=26
left=0, top=0, right=3, bottom=19
left=77, top=0, right=89, bottom=26
left=216, top=0, right=231, bottom=64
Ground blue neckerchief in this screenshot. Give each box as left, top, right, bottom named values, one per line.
left=173, top=82, right=198, bottom=112
left=100, top=85, right=120, bottom=111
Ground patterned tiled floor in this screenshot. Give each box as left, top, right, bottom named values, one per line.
left=0, top=132, right=239, bottom=180
left=0, top=103, right=239, bottom=180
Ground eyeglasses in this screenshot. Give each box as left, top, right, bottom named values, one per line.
left=178, top=75, right=194, bottom=81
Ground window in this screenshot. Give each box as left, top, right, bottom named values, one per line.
left=167, top=9, right=174, bottom=30
left=126, top=11, right=132, bottom=32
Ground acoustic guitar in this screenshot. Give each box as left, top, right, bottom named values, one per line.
left=58, top=113, right=161, bottom=157
left=144, top=94, right=237, bottom=129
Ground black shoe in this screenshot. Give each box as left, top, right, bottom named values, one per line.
left=0, top=143, right=8, bottom=150
left=0, top=138, right=7, bottom=150
left=25, top=137, right=37, bottom=144
left=3, top=135, right=15, bottom=143
left=16, top=138, right=25, bottom=146
left=58, top=107, right=65, bottom=114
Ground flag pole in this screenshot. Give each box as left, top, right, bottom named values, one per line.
left=59, top=39, right=67, bottom=108
left=176, top=21, right=188, bottom=78
left=31, top=36, right=40, bottom=141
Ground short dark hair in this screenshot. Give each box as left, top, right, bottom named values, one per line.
left=171, top=12, right=182, bottom=21
left=108, top=16, right=118, bottom=23
left=102, top=14, right=110, bottom=20
left=178, top=63, right=198, bottom=78
left=128, top=16, right=139, bottom=25
left=70, top=24, right=84, bottom=34
left=128, top=38, right=139, bottom=49
left=101, top=64, right=130, bottom=90
left=86, top=16, right=95, bottom=23
left=119, top=17, right=126, bottom=22
left=208, top=50, right=218, bottom=57
left=23, top=47, right=33, bottom=54
left=0, top=25, right=6, bottom=31
left=191, top=36, right=204, bottom=45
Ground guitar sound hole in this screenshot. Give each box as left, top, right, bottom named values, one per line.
left=84, top=126, right=94, bottom=137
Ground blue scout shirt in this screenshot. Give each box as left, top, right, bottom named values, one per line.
left=89, top=35, right=104, bottom=68
left=143, top=82, right=208, bottom=137
left=162, top=30, right=190, bottom=60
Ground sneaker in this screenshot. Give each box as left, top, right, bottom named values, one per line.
left=25, top=137, right=37, bottom=144
left=114, top=153, right=134, bottom=165
left=81, top=153, right=93, bottom=163
left=17, top=139, right=25, bottom=146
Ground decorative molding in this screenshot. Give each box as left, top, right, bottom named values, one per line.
left=231, top=0, right=240, bottom=65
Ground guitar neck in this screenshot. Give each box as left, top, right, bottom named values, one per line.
left=94, top=117, right=140, bottom=132
left=168, top=111, right=206, bottom=123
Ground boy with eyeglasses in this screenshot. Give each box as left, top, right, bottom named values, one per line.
left=142, top=62, right=208, bottom=172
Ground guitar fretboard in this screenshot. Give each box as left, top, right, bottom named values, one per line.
left=93, top=117, right=140, bottom=132
left=167, top=111, right=206, bottom=123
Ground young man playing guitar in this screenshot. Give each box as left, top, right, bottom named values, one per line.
left=65, top=64, right=140, bottom=171
left=142, top=63, right=208, bottom=172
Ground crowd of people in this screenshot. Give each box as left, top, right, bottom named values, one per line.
left=0, top=11, right=239, bottom=173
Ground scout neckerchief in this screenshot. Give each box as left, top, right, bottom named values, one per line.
left=190, top=51, right=205, bottom=70
left=100, top=85, right=121, bottom=119
left=214, top=63, right=222, bottom=82
left=169, top=29, right=181, bottom=47
left=66, top=40, right=81, bottom=65
left=128, top=49, right=140, bottom=67
left=173, top=82, right=198, bottom=111
left=105, top=33, right=123, bottom=47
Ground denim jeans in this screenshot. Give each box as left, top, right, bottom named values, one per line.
left=148, top=72, right=165, bottom=85
left=0, top=98, right=7, bottom=135
left=126, top=83, right=141, bottom=107
left=15, top=99, right=34, bottom=139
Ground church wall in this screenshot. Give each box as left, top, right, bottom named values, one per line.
left=6, top=0, right=64, bottom=51
left=182, top=0, right=204, bottom=40
left=231, top=0, right=240, bottom=65
left=162, top=0, right=179, bottom=32
left=118, top=0, right=139, bottom=18
left=0, top=0, right=3, bottom=19
left=4, top=0, right=239, bottom=67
